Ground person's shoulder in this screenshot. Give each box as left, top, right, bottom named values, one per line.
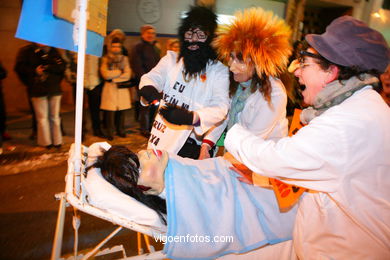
left=134, top=40, right=143, bottom=47
left=159, top=50, right=178, bottom=64
left=269, top=76, right=287, bottom=95
left=345, top=87, right=387, bottom=112
left=131, top=41, right=143, bottom=52
left=122, top=55, right=130, bottom=63
left=165, top=50, right=178, bottom=59
left=208, top=59, right=229, bottom=74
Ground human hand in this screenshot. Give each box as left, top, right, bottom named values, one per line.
left=230, top=163, right=253, bottom=185
left=159, top=104, right=194, bottom=125
left=139, top=85, right=162, bottom=104
left=198, top=143, right=211, bottom=160
left=111, top=69, right=122, bottom=78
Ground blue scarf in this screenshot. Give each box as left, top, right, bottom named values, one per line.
left=227, top=80, right=253, bottom=131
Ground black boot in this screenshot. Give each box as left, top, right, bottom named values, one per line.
left=104, top=111, right=114, bottom=141
left=116, top=110, right=127, bottom=137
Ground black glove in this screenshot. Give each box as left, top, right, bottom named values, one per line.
left=159, top=104, right=194, bottom=125
left=139, top=85, right=162, bottom=103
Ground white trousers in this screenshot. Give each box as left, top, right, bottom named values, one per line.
left=31, top=95, right=62, bottom=146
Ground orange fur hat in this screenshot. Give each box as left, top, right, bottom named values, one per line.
left=213, top=8, right=292, bottom=77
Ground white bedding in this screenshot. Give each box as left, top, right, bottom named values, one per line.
left=83, top=142, right=167, bottom=231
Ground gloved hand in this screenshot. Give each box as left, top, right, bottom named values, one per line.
left=139, top=85, right=162, bottom=104
left=159, top=104, right=194, bottom=125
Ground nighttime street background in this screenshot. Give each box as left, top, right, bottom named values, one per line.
left=0, top=108, right=164, bottom=259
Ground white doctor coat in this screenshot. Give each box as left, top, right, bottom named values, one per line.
left=216, top=76, right=288, bottom=142
left=237, top=77, right=288, bottom=140
left=225, top=86, right=390, bottom=259
left=140, top=51, right=230, bottom=154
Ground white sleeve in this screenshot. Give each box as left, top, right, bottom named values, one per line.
left=203, top=115, right=228, bottom=144
left=194, top=63, right=230, bottom=135
left=240, top=78, right=287, bottom=138
left=139, top=51, right=176, bottom=93
left=224, top=118, right=344, bottom=192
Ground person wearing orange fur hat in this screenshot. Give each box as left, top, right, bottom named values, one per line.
left=212, top=7, right=292, bottom=149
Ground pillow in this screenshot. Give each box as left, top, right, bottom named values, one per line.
left=83, top=142, right=166, bottom=230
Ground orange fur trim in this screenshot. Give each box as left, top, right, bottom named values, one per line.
left=213, top=8, right=292, bottom=77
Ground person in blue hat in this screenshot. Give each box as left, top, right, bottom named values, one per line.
left=225, top=15, right=390, bottom=259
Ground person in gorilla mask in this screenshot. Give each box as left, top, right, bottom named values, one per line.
left=138, top=5, right=230, bottom=160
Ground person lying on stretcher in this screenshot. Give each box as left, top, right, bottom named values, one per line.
left=87, top=145, right=298, bottom=259
left=88, top=146, right=169, bottom=224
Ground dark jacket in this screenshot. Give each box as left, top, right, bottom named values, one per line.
left=14, top=44, right=66, bottom=97
left=130, top=39, right=160, bottom=84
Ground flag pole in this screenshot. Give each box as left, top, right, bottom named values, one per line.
left=73, top=0, right=88, bottom=196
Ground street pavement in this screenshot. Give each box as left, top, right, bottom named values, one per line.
left=0, top=107, right=149, bottom=175
left=0, top=107, right=164, bottom=259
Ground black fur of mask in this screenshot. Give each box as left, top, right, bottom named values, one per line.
left=180, top=40, right=217, bottom=77
left=178, top=5, right=218, bottom=77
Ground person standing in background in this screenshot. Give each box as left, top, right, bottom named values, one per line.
left=14, top=43, right=66, bottom=149
left=0, top=61, right=7, bottom=154
left=130, top=24, right=161, bottom=137
left=166, top=38, right=180, bottom=53
left=14, top=43, right=39, bottom=141
left=84, top=54, right=104, bottom=137
left=100, top=37, right=132, bottom=140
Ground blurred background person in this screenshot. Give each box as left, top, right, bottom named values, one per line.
left=103, top=29, right=129, bottom=137
left=14, top=43, right=38, bottom=141
left=0, top=60, right=7, bottom=154
left=100, top=37, right=132, bottom=140
left=14, top=43, right=65, bottom=149
left=84, top=54, right=104, bottom=137
left=62, top=50, right=77, bottom=103
left=166, top=38, right=180, bottom=53
left=103, top=29, right=128, bottom=56
left=130, top=24, right=161, bottom=137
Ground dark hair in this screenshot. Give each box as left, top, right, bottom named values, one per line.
left=178, top=5, right=218, bottom=76
left=87, top=146, right=167, bottom=224
left=178, top=5, right=217, bottom=44
left=111, top=37, right=122, bottom=44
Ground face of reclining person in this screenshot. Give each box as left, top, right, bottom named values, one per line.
left=137, top=149, right=168, bottom=195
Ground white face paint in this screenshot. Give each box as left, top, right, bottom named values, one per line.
left=137, top=149, right=168, bottom=195
left=228, top=52, right=255, bottom=83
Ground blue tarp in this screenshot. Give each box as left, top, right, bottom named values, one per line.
left=15, top=0, right=104, bottom=57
